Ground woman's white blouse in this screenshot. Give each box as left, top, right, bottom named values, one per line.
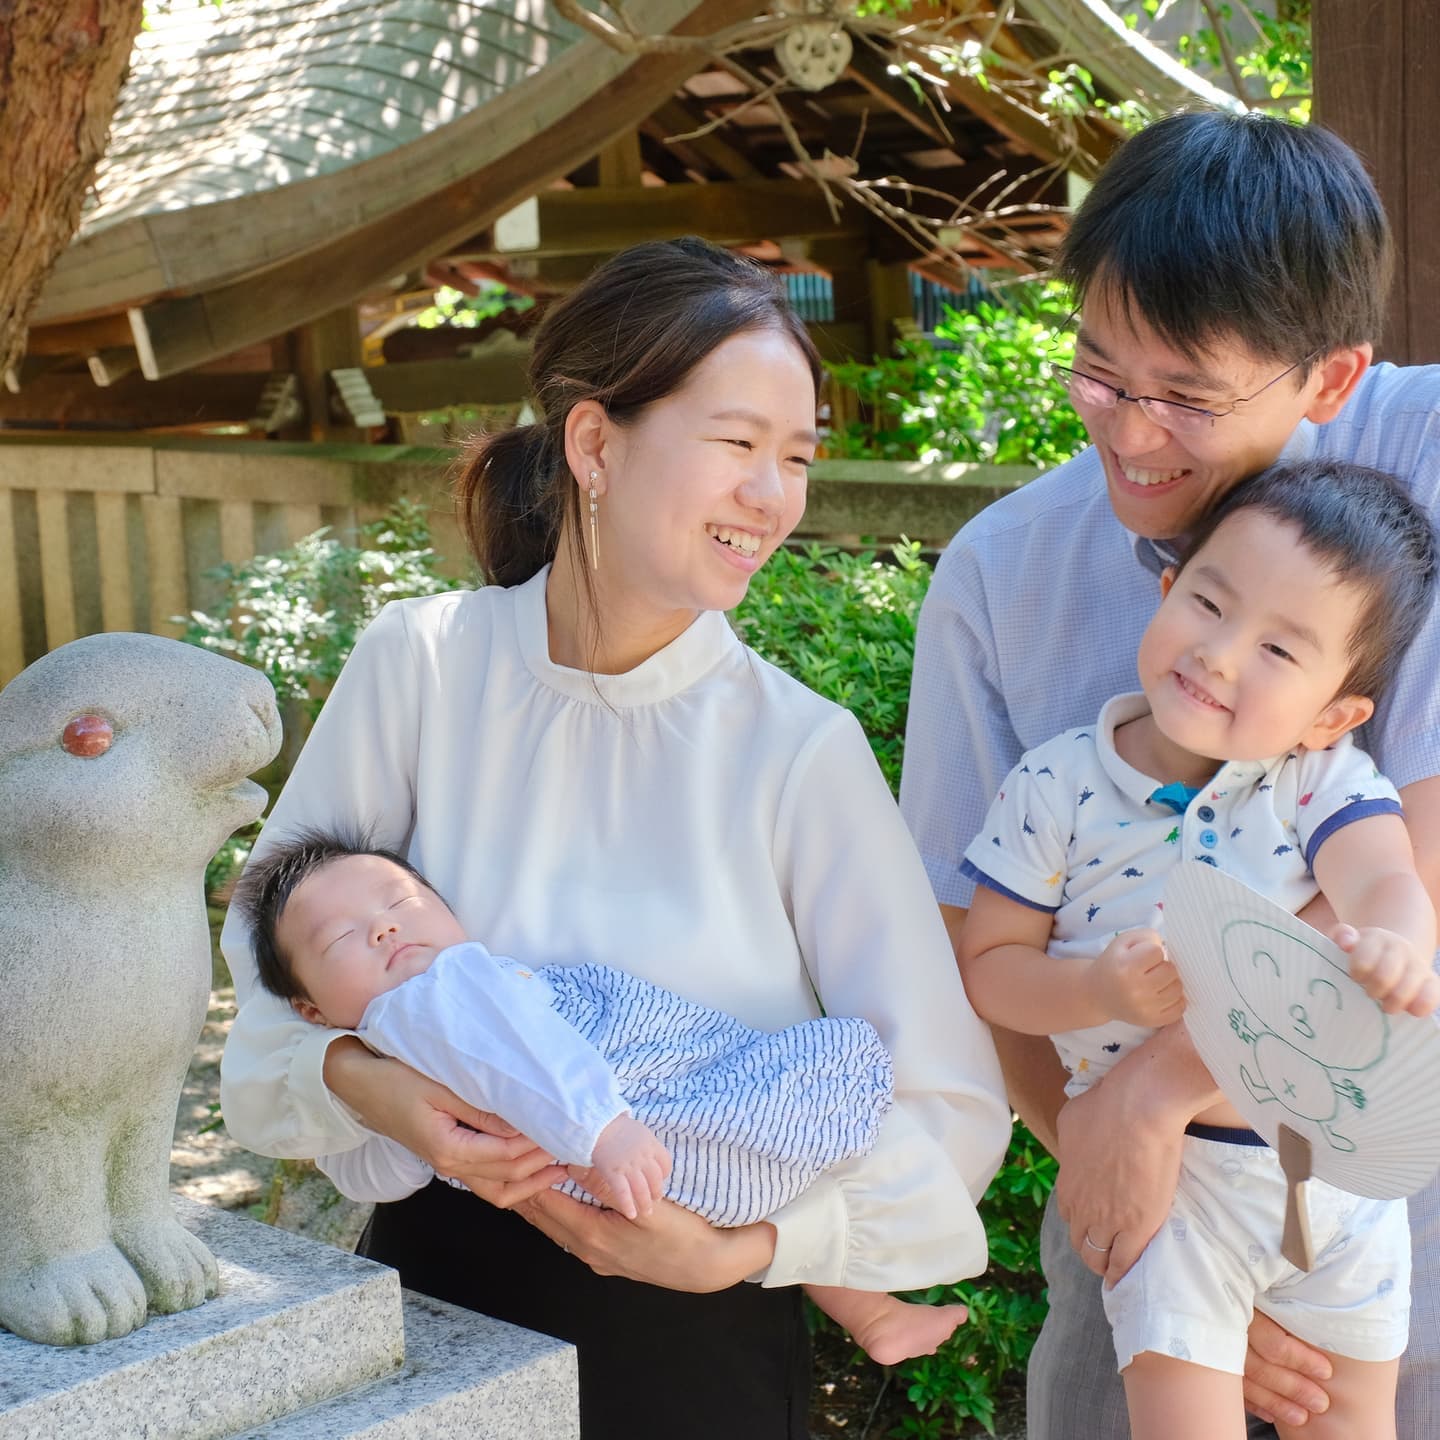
left=220, top=568, right=1009, bottom=1291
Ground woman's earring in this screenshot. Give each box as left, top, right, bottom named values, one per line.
left=587, top=471, right=600, bottom=571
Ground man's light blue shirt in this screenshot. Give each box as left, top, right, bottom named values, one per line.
left=900, top=360, right=1440, bottom=909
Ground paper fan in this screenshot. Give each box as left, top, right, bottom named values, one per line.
left=1164, top=862, right=1440, bottom=1199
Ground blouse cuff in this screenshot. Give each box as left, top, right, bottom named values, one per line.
left=290, top=1026, right=374, bottom=1147
left=754, top=1175, right=850, bottom=1288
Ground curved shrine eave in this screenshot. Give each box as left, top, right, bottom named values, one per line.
left=31, top=0, right=713, bottom=326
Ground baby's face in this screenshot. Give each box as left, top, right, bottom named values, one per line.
left=276, top=853, right=467, bottom=1029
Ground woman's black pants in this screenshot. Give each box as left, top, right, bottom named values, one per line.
left=359, top=1178, right=812, bottom=1439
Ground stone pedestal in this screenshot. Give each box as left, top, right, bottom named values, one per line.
left=0, top=1199, right=578, bottom=1440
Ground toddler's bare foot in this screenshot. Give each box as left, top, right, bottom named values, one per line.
left=806, top=1283, right=968, bottom=1367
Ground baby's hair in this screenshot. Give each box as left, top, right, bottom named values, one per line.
left=231, top=824, right=441, bottom=1005
left=1176, top=460, right=1438, bottom=701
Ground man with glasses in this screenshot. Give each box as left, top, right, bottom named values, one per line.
left=901, top=108, right=1440, bottom=1439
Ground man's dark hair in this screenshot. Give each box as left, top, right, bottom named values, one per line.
left=1057, top=109, right=1392, bottom=371
left=231, top=825, right=440, bottom=1005
left=1176, top=461, right=1437, bottom=701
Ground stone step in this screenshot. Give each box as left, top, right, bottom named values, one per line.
left=230, top=1289, right=578, bottom=1439
left=0, top=1198, right=404, bottom=1440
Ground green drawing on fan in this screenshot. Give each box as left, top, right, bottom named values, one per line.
left=1222, top=919, right=1387, bottom=1154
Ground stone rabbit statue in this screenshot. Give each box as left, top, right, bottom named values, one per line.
left=0, top=633, right=280, bottom=1345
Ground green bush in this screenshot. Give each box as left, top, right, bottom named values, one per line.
left=826, top=280, right=1087, bottom=469
left=182, top=498, right=464, bottom=723
left=733, top=541, right=931, bottom=791
left=739, top=542, right=1054, bottom=1435
left=186, top=504, right=1054, bottom=1434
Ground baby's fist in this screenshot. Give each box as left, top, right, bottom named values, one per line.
left=1091, top=928, right=1185, bottom=1027
left=577, top=1112, right=672, bottom=1220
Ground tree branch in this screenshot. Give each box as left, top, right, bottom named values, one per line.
left=1200, top=0, right=1257, bottom=107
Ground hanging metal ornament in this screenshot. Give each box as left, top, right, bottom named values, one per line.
left=775, top=19, right=853, bottom=92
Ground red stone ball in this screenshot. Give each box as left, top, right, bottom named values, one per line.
left=62, top=714, right=114, bottom=757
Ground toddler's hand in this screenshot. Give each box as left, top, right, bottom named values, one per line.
left=572, top=1112, right=672, bottom=1220
left=1089, top=928, right=1185, bottom=1027
left=1333, top=925, right=1440, bottom=1018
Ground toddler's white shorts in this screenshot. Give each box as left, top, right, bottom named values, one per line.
left=1103, top=1129, right=1410, bottom=1374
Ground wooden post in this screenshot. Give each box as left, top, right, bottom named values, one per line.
left=1314, top=0, right=1440, bottom=365
left=596, top=131, right=645, bottom=188
left=140, top=494, right=188, bottom=638
left=35, top=490, right=77, bottom=652
left=866, top=260, right=914, bottom=359
left=0, top=489, right=25, bottom=683
left=94, top=492, right=135, bottom=632
left=294, top=307, right=368, bottom=443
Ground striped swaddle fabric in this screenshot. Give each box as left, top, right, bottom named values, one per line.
left=545, top=963, right=894, bottom=1228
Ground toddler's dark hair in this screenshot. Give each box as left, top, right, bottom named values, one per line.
left=231, top=825, right=440, bottom=1005
left=1177, top=461, right=1437, bottom=701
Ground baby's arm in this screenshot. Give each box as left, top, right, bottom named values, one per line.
left=361, top=945, right=679, bottom=1214
left=959, top=885, right=1185, bottom=1032
left=1313, top=813, right=1440, bottom=1017
left=568, top=1112, right=672, bottom=1221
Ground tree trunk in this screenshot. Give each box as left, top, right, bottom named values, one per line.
left=0, top=0, right=145, bottom=377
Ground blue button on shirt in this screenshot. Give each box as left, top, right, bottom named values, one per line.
left=900, top=361, right=1440, bottom=909
left=1200, top=829, right=1218, bottom=849
left=1197, top=805, right=1215, bottom=823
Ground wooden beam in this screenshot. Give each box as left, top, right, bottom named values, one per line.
left=23, top=313, right=136, bottom=357
left=0, top=371, right=270, bottom=428
left=0, top=444, right=153, bottom=494
left=645, top=99, right=762, bottom=181
left=437, top=180, right=865, bottom=262
left=122, top=0, right=763, bottom=379
left=87, top=348, right=139, bottom=387
left=843, top=50, right=957, bottom=150
left=855, top=9, right=1116, bottom=180
left=366, top=352, right=531, bottom=413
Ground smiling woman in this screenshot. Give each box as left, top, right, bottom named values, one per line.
left=218, top=237, right=1010, bottom=1440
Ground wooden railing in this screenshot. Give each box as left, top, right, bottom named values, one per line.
left=0, top=436, right=1041, bottom=684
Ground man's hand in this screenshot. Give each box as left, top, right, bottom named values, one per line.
left=1244, top=1310, right=1333, bottom=1427
left=1335, top=923, right=1440, bottom=1017
left=572, top=1112, right=672, bottom=1220
left=1088, top=929, right=1186, bottom=1027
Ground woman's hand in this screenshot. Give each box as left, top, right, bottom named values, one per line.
left=1243, top=1310, right=1333, bottom=1426
left=516, top=1188, right=777, bottom=1293
left=323, top=1037, right=566, bottom=1207
left=1054, top=1079, right=1183, bottom=1286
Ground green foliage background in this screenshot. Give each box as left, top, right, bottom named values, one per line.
left=825, top=282, right=1087, bottom=470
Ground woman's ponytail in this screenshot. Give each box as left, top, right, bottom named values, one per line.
left=455, top=423, right=564, bottom=587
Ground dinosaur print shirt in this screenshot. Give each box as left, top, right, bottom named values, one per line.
left=961, top=693, right=1402, bottom=1096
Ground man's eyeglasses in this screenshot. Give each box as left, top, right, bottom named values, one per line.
left=1047, top=358, right=1308, bottom=436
